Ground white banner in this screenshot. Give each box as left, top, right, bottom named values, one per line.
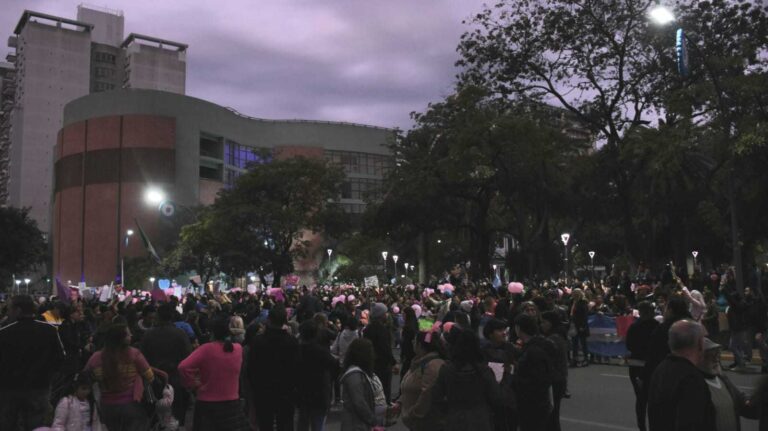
left=364, top=276, right=379, bottom=288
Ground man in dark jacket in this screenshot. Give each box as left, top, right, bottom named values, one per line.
left=647, top=319, right=714, bottom=431
left=141, top=303, right=193, bottom=426
left=296, top=320, right=339, bottom=430
left=0, top=295, right=66, bottom=430
left=513, top=313, right=555, bottom=431
left=726, top=292, right=750, bottom=369
left=249, top=304, right=299, bottom=431
left=363, top=302, right=397, bottom=403
left=626, top=301, right=660, bottom=431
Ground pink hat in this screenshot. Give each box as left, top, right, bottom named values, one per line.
left=411, top=304, right=423, bottom=318
left=443, top=321, right=455, bottom=333
left=508, top=282, right=524, bottom=294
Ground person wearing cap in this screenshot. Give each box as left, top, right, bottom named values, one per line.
left=513, top=313, right=556, bottom=431
left=481, top=318, right=517, bottom=431
left=697, top=337, right=757, bottom=431
left=647, top=319, right=714, bottom=431
left=626, top=301, right=660, bottom=431
left=363, top=302, right=398, bottom=404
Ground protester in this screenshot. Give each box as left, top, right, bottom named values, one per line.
left=51, top=373, right=98, bottom=431
left=432, top=329, right=503, bottom=431
left=84, top=323, right=154, bottom=431
left=296, top=319, right=340, bottom=431
left=340, top=338, right=379, bottom=431
left=569, top=289, right=590, bottom=366
left=248, top=304, right=299, bottom=431
left=178, top=316, right=250, bottom=431
left=647, top=319, right=714, bottom=431
left=0, top=295, right=66, bottom=430
left=514, top=313, right=555, bottom=431
left=540, top=310, right=569, bottom=431
left=697, top=337, right=757, bottom=431
left=626, top=301, right=660, bottom=431
left=480, top=318, right=517, bottom=431
left=363, top=302, right=398, bottom=403
left=400, top=330, right=447, bottom=431
left=140, top=303, right=192, bottom=427
left=400, top=306, right=419, bottom=381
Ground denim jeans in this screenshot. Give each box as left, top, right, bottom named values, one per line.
left=729, top=330, right=750, bottom=366
left=0, top=388, right=51, bottom=431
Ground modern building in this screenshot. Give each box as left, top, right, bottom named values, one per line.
left=54, top=89, right=394, bottom=285
left=2, top=6, right=186, bottom=236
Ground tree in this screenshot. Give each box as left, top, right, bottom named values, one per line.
left=457, top=0, right=675, bottom=258
left=370, top=86, right=586, bottom=280
left=185, top=157, right=348, bottom=284
left=0, top=207, right=47, bottom=290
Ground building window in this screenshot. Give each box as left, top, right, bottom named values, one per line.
left=340, top=178, right=383, bottom=201
left=200, top=134, right=223, bottom=159
left=325, top=150, right=393, bottom=176
left=224, top=141, right=271, bottom=170
left=224, top=168, right=242, bottom=187
left=92, top=81, right=115, bottom=92
left=199, top=165, right=221, bottom=181
left=93, top=51, right=116, bottom=64
left=94, top=66, right=115, bottom=78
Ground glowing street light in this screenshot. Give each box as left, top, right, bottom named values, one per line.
left=144, top=187, right=166, bottom=206
left=649, top=2, right=675, bottom=25
left=404, top=262, right=409, bottom=277
left=381, top=251, right=388, bottom=275
left=14, top=279, right=21, bottom=294
left=561, top=233, right=571, bottom=281
left=392, top=255, right=399, bottom=278
left=692, top=250, right=699, bottom=271
left=24, top=278, right=30, bottom=293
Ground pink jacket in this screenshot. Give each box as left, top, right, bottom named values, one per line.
left=51, top=395, right=103, bottom=431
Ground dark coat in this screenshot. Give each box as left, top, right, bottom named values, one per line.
left=647, top=355, right=715, bottom=431
left=297, top=341, right=339, bottom=410
left=248, top=326, right=299, bottom=403
left=432, top=362, right=504, bottom=431
left=626, top=318, right=660, bottom=364
left=140, top=322, right=193, bottom=372
left=0, top=317, right=65, bottom=390
left=513, top=336, right=555, bottom=412
left=363, top=320, right=396, bottom=373
left=340, top=367, right=377, bottom=431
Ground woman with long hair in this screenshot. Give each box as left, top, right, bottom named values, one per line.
left=400, top=307, right=419, bottom=381
left=339, top=338, right=378, bottom=431
left=400, top=327, right=447, bottom=431
left=432, top=329, right=503, bottom=431
left=178, top=316, right=249, bottom=431
left=84, top=324, right=154, bottom=431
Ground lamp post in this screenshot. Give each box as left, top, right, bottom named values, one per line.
left=404, top=262, right=409, bottom=278
left=588, top=251, right=596, bottom=281
left=149, top=277, right=156, bottom=290
left=327, top=248, right=333, bottom=261
left=692, top=250, right=699, bottom=272
left=561, top=233, right=570, bottom=282
left=381, top=251, right=388, bottom=276
left=15, top=279, right=21, bottom=294
left=392, top=255, right=399, bottom=278
left=121, top=229, right=134, bottom=287
left=24, top=278, right=30, bottom=294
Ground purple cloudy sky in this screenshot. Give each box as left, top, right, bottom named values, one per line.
left=2, top=1, right=489, bottom=130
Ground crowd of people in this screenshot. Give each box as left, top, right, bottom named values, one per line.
left=0, top=263, right=767, bottom=431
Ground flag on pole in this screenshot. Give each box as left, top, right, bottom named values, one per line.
left=134, top=218, right=161, bottom=263
left=56, top=278, right=71, bottom=304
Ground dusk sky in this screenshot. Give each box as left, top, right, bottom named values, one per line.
left=2, top=1, right=490, bottom=130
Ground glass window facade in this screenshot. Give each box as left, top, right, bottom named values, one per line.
left=325, top=150, right=393, bottom=176
left=340, top=177, right=384, bottom=200
left=224, top=141, right=271, bottom=169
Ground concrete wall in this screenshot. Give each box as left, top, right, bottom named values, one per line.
left=10, top=21, right=91, bottom=233
left=125, top=45, right=185, bottom=94
left=76, top=6, right=124, bottom=47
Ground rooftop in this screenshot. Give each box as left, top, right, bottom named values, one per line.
left=121, top=33, right=188, bottom=52
left=14, top=10, right=94, bottom=35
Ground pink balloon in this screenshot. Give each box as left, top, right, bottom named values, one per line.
left=508, top=282, right=524, bottom=294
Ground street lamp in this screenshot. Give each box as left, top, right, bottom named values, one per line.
left=381, top=251, right=388, bottom=275
left=392, top=255, right=399, bottom=278
left=14, top=279, right=21, bottom=294
left=121, top=229, right=134, bottom=286
left=144, top=187, right=166, bottom=206
left=649, top=1, right=675, bottom=25
left=327, top=248, right=333, bottom=260
left=692, top=250, right=699, bottom=272
left=24, top=278, right=30, bottom=294
left=588, top=251, right=596, bottom=281
left=149, top=277, right=156, bottom=288
left=561, top=233, right=570, bottom=281
left=404, top=262, right=409, bottom=277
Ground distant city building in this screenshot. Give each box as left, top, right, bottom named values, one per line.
left=54, top=89, right=393, bottom=285
left=0, top=5, right=186, bottom=235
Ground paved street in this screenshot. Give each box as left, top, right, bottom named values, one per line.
left=326, top=363, right=763, bottom=431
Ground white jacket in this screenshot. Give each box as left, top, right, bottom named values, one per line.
left=52, top=395, right=102, bottom=431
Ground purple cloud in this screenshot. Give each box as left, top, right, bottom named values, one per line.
left=2, top=0, right=487, bottom=129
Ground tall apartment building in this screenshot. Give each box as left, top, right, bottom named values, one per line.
left=0, top=5, right=187, bottom=234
